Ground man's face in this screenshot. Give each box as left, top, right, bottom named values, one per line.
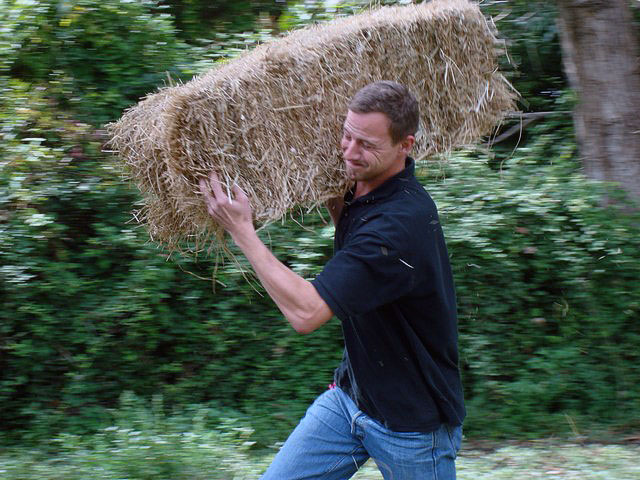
left=341, top=110, right=411, bottom=186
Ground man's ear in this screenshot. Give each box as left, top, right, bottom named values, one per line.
left=400, top=135, right=415, bottom=154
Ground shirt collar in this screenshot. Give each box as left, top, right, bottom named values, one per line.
left=345, top=157, right=415, bottom=206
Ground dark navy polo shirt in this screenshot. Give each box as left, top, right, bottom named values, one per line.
left=312, top=158, right=465, bottom=432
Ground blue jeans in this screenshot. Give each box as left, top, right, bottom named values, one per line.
left=261, top=387, right=462, bottom=480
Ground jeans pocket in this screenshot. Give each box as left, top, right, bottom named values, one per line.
left=445, top=424, right=462, bottom=458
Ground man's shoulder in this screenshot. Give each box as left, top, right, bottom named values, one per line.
left=351, top=186, right=440, bottom=247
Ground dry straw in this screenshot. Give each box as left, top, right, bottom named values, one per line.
left=107, top=0, right=517, bottom=254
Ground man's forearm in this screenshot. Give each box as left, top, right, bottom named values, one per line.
left=198, top=172, right=331, bottom=333
left=231, top=227, right=332, bottom=334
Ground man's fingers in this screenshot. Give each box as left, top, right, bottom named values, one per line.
left=199, top=178, right=210, bottom=198
left=208, top=171, right=227, bottom=202
left=199, top=172, right=254, bottom=237
left=199, top=177, right=219, bottom=219
left=200, top=173, right=251, bottom=224
left=232, top=183, right=249, bottom=203
left=199, top=178, right=216, bottom=208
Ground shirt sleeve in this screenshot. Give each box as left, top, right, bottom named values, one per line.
left=312, top=221, right=419, bottom=320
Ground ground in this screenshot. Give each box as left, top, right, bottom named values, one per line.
left=352, top=441, right=640, bottom=479
left=1, top=437, right=638, bottom=479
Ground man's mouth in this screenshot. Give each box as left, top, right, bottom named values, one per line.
left=346, top=159, right=365, bottom=168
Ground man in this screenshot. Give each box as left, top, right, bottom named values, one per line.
left=199, top=81, right=465, bottom=479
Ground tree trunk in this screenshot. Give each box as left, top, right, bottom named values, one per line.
left=556, top=0, right=640, bottom=203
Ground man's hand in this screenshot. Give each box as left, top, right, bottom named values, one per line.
left=199, top=172, right=253, bottom=240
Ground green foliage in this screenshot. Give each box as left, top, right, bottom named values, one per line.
left=0, top=392, right=268, bottom=479
left=421, top=145, right=640, bottom=438
left=1, top=0, right=191, bottom=125
left=157, top=0, right=288, bottom=42
left=277, top=0, right=363, bottom=31
left=480, top=0, right=565, bottom=111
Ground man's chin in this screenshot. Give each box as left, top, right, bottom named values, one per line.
left=345, top=167, right=365, bottom=181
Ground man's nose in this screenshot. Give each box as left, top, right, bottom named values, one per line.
left=343, top=139, right=359, bottom=158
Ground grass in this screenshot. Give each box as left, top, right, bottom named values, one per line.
left=354, top=442, right=640, bottom=479
left=2, top=396, right=637, bottom=479
left=1, top=437, right=638, bottom=479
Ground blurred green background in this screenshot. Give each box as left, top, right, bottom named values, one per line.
left=1, top=0, right=639, bottom=468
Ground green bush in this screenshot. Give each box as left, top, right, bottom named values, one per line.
left=1, top=0, right=191, bottom=125
left=157, top=0, right=287, bottom=42
left=0, top=392, right=268, bottom=479
left=422, top=145, right=640, bottom=438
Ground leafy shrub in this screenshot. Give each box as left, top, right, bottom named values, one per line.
left=422, top=144, right=640, bottom=438
left=1, top=0, right=191, bottom=125
left=0, top=392, right=268, bottom=479
left=157, top=0, right=288, bottom=42
left=480, top=0, right=565, bottom=111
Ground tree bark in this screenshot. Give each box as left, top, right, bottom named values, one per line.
left=556, top=0, right=640, bottom=203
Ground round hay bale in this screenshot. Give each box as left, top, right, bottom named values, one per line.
left=108, top=0, right=517, bottom=254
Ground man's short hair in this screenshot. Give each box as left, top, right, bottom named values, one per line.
left=348, top=81, right=420, bottom=145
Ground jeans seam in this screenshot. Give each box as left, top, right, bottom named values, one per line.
left=350, top=411, right=364, bottom=436
left=431, top=429, right=438, bottom=480
left=320, top=445, right=364, bottom=480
